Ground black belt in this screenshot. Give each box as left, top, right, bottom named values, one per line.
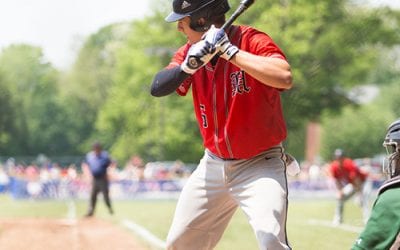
left=206, top=150, right=240, bottom=161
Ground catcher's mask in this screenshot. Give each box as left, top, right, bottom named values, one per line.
left=382, top=119, right=400, bottom=178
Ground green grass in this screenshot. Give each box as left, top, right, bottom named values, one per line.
left=0, top=194, right=369, bottom=250
left=0, top=195, right=68, bottom=218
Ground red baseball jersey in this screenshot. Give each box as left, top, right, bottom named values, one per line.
left=329, top=158, right=368, bottom=185
left=166, top=25, right=288, bottom=159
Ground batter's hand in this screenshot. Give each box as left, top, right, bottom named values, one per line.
left=181, top=39, right=217, bottom=75
left=202, top=25, right=239, bottom=61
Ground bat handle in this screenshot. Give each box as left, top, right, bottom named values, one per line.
left=222, top=0, right=254, bottom=31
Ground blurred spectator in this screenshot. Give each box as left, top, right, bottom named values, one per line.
left=131, top=155, right=146, bottom=181
left=328, top=149, right=369, bottom=225
left=82, top=142, right=114, bottom=217
left=48, top=163, right=61, bottom=198
left=0, top=167, right=10, bottom=193
left=25, top=164, right=42, bottom=199
left=308, top=162, right=322, bottom=190
left=170, top=160, right=188, bottom=179
left=65, top=164, right=80, bottom=198
left=67, top=164, right=78, bottom=180
left=25, top=164, right=39, bottom=182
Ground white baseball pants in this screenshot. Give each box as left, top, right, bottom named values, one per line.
left=166, top=145, right=291, bottom=250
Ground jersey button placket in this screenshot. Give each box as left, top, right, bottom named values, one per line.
left=223, top=161, right=236, bottom=186
left=223, top=162, right=231, bottom=185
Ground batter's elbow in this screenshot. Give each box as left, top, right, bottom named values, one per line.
left=150, top=80, right=168, bottom=97
left=150, top=84, right=161, bottom=97
left=280, top=71, right=293, bottom=90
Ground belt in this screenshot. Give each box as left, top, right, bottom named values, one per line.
left=206, top=150, right=240, bottom=161
left=205, top=143, right=284, bottom=161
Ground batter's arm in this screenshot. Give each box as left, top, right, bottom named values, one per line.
left=151, top=66, right=190, bottom=97
left=229, top=51, right=293, bottom=90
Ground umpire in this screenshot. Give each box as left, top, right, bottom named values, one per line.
left=84, top=142, right=114, bottom=217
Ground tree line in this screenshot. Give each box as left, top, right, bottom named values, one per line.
left=0, top=0, right=399, bottom=165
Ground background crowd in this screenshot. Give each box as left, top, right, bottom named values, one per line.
left=0, top=154, right=385, bottom=201
left=0, top=155, right=192, bottom=200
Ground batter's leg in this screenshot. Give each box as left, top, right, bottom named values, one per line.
left=166, top=152, right=238, bottom=250
left=228, top=149, right=291, bottom=250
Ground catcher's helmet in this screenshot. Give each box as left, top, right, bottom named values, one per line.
left=382, top=119, right=400, bottom=178
left=166, top=0, right=230, bottom=31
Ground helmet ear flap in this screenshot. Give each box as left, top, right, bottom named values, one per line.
left=188, top=0, right=230, bottom=32
left=190, top=17, right=210, bottom=32
left=197, top=18, right=206, bottom=27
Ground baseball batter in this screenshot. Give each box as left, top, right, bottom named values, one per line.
left=151, top=0, right=294, bottom=249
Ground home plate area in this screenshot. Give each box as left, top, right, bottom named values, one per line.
left=0, top=218, right=147, bottom=250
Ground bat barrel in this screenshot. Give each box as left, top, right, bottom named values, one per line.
left=241, top=0, right=255, bottom=8
left=222, top=0, right=255, bottom=31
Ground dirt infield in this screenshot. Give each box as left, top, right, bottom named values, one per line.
left=0, top=218, right=147, bottom=250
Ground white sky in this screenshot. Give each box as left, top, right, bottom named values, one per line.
left=0, top=0, right=150, bottom=69
left=371, top=0, right=400, bottom=8
left=0, top=0, right=398, bottom=70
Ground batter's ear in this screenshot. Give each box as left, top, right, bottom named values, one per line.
left=196, top=17, right=206, bottom=27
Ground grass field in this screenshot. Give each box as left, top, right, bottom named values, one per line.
left=0, top=194, right=370, bottom=250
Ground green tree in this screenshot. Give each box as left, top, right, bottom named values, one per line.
left=380, top=85, right=400, bottom=119
left=320, top=75, right=400, bottom=161
left=95, top=0, right=399, bottom=163
left=59, top=23, right=133, bottom=153
left=320, top=104, right=392, bottom=160
left=234, top=0, right=399, bottom=117
left=0, top=73, right=15, bottom=153
left=234, top=0, right=400, bottom=158
left=0, top=44, right=68, bottom=155
left=95, top=7, right=203, bottom=163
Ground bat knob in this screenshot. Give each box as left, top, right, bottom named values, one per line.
left=187, top=56, right=202, bottom=69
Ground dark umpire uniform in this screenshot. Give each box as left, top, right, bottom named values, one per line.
left=85, top=142, right=114, bottom=217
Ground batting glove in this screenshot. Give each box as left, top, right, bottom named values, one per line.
left=202, top=25, right=239, bottom=61
left=181, top=39, right=217, bottom=75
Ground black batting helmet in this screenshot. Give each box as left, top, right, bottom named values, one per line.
left=382, top=119, right=400, bottom=178
left=166, top=0, right=230, bottom=31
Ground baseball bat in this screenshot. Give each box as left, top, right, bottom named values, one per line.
left=222, top=0, right=255, bottom=31
left=186, top=0, right=255, bottom=70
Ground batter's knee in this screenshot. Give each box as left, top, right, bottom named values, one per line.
left=165, top=240, right=176, bottom=250
left=257, top=232, right=291, bottom=250
left=166, top=228, right=214, bottom=250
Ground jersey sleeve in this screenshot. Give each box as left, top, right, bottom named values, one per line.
left=237, top=26, right=288, bottom=92
left=242, top=26, right=287, bottom=60
left=351, top=189, right=400, bottom=250
left=167, top=43, right=192, bottom=96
